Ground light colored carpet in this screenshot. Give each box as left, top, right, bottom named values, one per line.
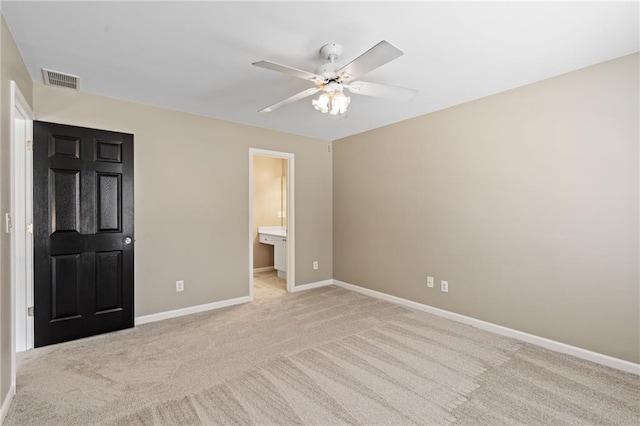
left=253, top=270, right=287, bottom=300
left=5, top=280, right=639, bottom=425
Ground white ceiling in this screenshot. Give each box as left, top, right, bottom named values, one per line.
left=2, top=1, right=638, bottom=141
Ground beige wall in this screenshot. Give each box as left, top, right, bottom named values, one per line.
left=34, top=83, right=333, bottom=316
left=253, top=156, right=285, bottom=268
left=333, top=53, right=639, bottom=363
left=0, top=13, right=34, bottom=413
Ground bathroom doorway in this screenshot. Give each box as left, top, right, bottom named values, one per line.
left=248, top=149, right=294, bottom=300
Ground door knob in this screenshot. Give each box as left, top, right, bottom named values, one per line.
left=123, top=236, right=132, bottom=245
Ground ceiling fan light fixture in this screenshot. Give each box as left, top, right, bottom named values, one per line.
left=312, top=87, right=350, bottom=116
left=312, top=93, right=330, bottom=113
left=329, top=92, right=350, bottom=115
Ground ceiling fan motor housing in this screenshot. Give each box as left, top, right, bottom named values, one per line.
left=315, top=62, right=342, bottom=80
left=315, top=43, right=344, bottom=81
left=322, top=81, right=344, bottom=94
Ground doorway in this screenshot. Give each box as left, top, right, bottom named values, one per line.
left=248, top=149, right=294, bottom=300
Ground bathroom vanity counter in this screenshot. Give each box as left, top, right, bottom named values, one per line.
left=258, top=226, right=287, bottom=238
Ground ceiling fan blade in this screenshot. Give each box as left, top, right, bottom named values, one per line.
left=259, top=87, right=322, bottom=113
left=346, top=81, right=418, bottom=102
left=337, top=40, right=404, bottom=82
left=252, top=60, right=327, bottom=84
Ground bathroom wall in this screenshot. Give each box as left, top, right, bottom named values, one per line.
left=253, top=156, right=286, bottom=269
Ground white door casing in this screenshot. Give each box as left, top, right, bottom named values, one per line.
left=10, top=80, right=35, bottom=391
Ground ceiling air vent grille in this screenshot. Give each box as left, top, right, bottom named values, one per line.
left=42, top=68, right=80, bottom=90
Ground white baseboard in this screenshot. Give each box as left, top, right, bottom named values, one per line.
left=332, top=280, right=640, bottom=375
left=135, top=279, right=330, bottom=326
left=135, top=296, right=251, bottom=325
left=0, top=385, right=15, bottom=424
left=253, top=266, right=274, bottom=273
left=291, top=279, right=333, bottom=293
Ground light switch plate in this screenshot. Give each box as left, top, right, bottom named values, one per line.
left=5, top=213, right=12, bottom=233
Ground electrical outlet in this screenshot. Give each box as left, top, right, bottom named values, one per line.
left=441, top=280, right=449, bottom=293
left=176, top=280, right=184, bottom=292
left=427, top=276, right=434, bottom=288
left=313, top=261, right=319, bottom=270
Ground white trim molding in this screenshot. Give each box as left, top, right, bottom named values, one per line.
left=291, top=279, right=333, bottom=293
left=9, top=81, right=35, bottom=410
left=0, top=386, right=15, bottom=424
left=253, top=266, right=274, bottom=273
left=11, top=80, right=35, bottom=358
left=332, top=280, right=640, bottom=375
left=135, top=278, right=330, bottom=326
left=135, top=296, right=251, bottom=325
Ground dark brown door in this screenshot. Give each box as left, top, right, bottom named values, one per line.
left=33, top=121, right=134, bottom=347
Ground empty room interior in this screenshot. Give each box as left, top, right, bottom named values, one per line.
left=0, top=1, right=638, bottom=424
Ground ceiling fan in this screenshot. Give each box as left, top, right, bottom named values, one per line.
left=252, top=40, right=418, bottom=116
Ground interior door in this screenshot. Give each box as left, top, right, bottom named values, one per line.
left=33, top=121, right=134, bottom=347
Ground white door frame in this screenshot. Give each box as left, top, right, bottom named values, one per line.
left=10, top=81, right=34, bottom=391
left=248, top=148, right=295, bottom=299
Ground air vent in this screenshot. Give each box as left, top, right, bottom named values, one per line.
left=42, top=68, right=80, bottom=90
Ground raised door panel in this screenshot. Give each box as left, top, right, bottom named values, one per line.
left=96, top=173, right=121, bottom=232
left=95, top=251, right=123, bottom=314
left=50, top=254, right=82, bottom=321
left=48, top=134, right=80, bottom=159
left=50, top=169, right=80, bottom=234
left=96, top=140, right=122, bottom=163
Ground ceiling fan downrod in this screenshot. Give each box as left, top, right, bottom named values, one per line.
left=319, top=43, right=342, bottom=63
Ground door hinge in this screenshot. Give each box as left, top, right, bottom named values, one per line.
left=27, top=306, right=34, bottom=317
left=27, top=223, right=33, bottom=234
left=26, top=140, right=33, bottom=151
